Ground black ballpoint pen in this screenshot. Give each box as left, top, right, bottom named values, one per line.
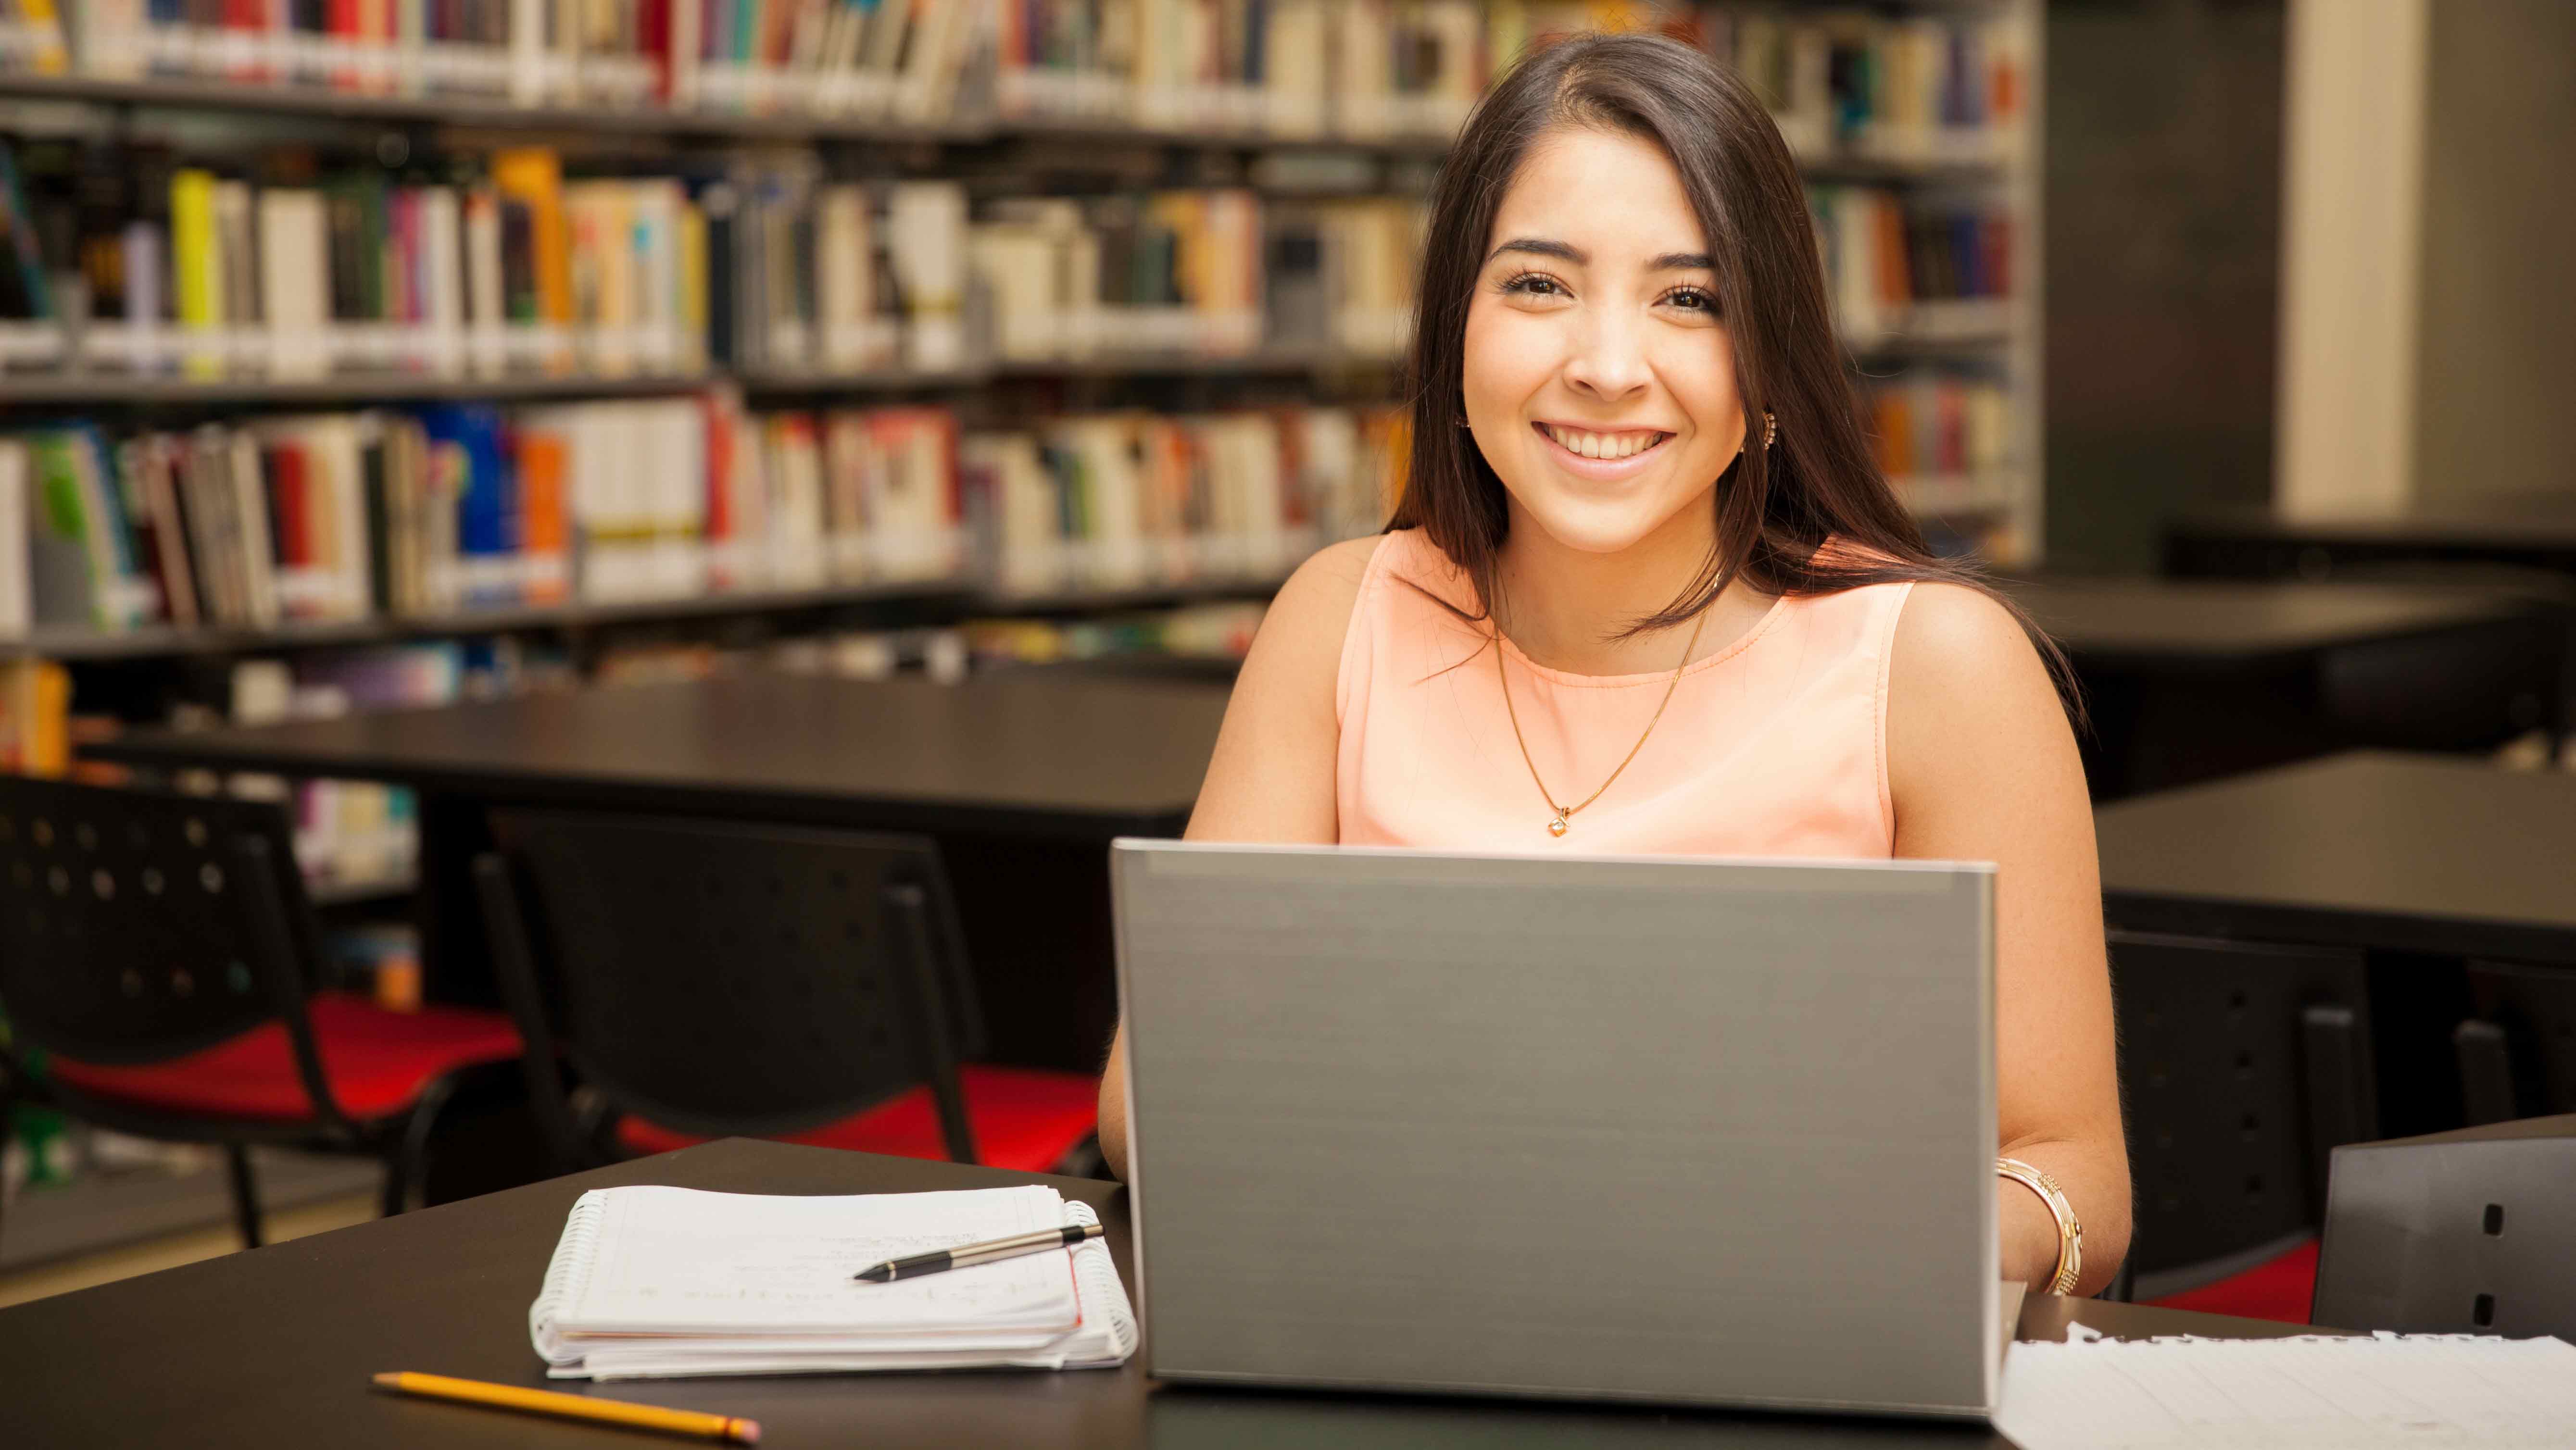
left=853, top=1223, right=1106, bottom=1283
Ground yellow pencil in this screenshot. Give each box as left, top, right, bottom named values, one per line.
left=372, top=1372, right=761, bottom=1444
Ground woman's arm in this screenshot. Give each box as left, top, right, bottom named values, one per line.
left=1887, top=583, right=2132, bottom=1294
left=1097, top=536, right=1378, bottom=1180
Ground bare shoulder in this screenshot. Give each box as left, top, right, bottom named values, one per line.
left=1247, top=533, right=1384, bottom=673
left=1277, top=533, right=1383, bottom=612
left=1887, top=581, right=2075, bottom=770
left=1893, top=581, right=2054, bottom=696
left=1183, top=534, right=1384, bottom=842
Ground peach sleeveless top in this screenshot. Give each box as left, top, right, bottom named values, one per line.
left=1335, top=528, right=1916, bottom=857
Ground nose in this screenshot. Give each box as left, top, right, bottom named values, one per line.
left=1560, top=306, right=1652, bottom=404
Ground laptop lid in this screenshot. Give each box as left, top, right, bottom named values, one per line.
left=1113, top=840, right=2000, bottom=1418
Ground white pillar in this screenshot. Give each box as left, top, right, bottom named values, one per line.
left=2274, top=0, right=2431, bottom=518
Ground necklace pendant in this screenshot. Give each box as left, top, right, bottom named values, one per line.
left=1547, top=813, right=1570, bottom=838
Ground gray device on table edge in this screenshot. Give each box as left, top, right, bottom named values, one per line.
left=1110, top=839, right=2007, bottom=1420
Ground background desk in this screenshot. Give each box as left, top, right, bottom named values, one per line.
left=2001, top=578, right=2564, bottom=799
left=2096, top=751, right=2576, bottom=970
left=0, top=1140, right=2330, bottom=1450
left=2098, top=750, right=2576, bottom=1136
left=82, top=671, right=1237, bottom=1071
left=2167, top=495, right=2576, bottom=583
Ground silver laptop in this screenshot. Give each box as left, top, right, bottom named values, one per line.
left=1111, top=839, right=2009, bottom=1419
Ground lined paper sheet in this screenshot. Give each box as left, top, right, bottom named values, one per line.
left=571, top=1185, right=1079, bottom=1331
left=529, top=1184, right=1136, bottom=1379
left=1998, top=1332, right=2576, bottom=1450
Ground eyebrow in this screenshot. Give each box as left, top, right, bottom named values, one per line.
left=1485, top=238, right=1714, bottom=272
left=1488, top=237, right=1586, bottom=265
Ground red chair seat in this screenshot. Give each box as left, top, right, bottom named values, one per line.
left=49, top=993, right=522, bottom=1124
left=2143, top=1237, right=2319, bottom=1324
left=616, top=1064, right=1100, bottom=1174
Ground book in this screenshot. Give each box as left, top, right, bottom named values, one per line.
left=963, top=401, right=1390, bottom=596
left=490, top=147, right=572, bottom=371
left=966, top=187, right=1316, bottom=363
left=36, top=150, right=1435, bottom=383
left=886, top=179, right=966, bottom=370
left=528, top=1183, right=1137, bottom=1381
left=1704, top=7, right=2027, bottom=166
left=256, top=187, right=330, bottom=380
left=169, top=166, right=223, bottom=377
left=1862, top=369, right=2009, bottom=477
left=0, top=138, right=56, bottom=323
left=1811, top=185, right=2013, bottom=346
left=0, top=439, right=30, bottom=633
left=5, top=0, right=71, bottom=76
left=0, top=657, right=71, bottom=775
left=0, top=391, right=1403, bottom=636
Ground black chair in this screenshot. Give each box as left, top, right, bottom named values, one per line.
left=0, top=776, right=521, bottom=1251
left=2110, top=931, right=2377, bottom=1321
left=474, top=810, right=1099, bottom=1177
left=2454, top=961, right=2576, bottom=1126
left=2313, top=1115, right=2576, bottom=1337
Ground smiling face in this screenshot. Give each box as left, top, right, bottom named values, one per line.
left=1460, top=125, right=1747, bottom=560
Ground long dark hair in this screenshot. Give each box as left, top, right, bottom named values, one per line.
left=1388, top=31, right=2075, bottom=707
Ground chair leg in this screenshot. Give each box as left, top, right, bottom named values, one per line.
left=379, top=1147, right=409, bottom=1219
left=0, top=1083, right=15, bottom=1260
left=223, top=1145, right=265, bottom=1249
left=381, top=1075, right=462, bottom=1217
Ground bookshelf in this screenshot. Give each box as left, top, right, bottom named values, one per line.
left=0, top=0, right=2048, bottom=875
left=0, top=353, right=1408, bottom=406
left=0, top=573, right=1309, bottom=663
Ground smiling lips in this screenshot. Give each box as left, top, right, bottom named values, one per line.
left=1535, top=422, right=1673, bottom=461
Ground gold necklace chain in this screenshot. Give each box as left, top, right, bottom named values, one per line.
left=1493, top=604, right=1712, bottom=837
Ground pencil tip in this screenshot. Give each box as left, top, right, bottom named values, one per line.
left=370, top=1373, right=402, bottom=1389
left=854, top=1266, right=891, bottom=1282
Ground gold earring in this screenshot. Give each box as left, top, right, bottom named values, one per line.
left=1762, top=412, right=1777, bottom=449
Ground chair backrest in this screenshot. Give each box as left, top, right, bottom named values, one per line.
left=2314, top=1115, right=2576, bottom=1337
left=0, top=775, right=323, bottom=1070
left=2110, top=931, right=2378, bottom=1299
left=2457, top=962, right=2576, bottom=1126
left=478, top=809, right=986, bottom=1148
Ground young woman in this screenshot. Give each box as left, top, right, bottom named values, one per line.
left=1098, top=31, right=2129, bottom=1296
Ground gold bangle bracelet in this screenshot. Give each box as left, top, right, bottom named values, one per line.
left=1996, top=1156, right=2083, bottom=1295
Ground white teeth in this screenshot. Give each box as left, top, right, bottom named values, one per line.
left=1545, top=424, right=1663, bottom=461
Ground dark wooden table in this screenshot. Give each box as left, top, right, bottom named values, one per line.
left=2097, top=750, right=2576, bottom=969
left=0, top=1140, right=2331, bottom=1449
left=2168, top=494, right=2576, bottom=581
left=81, top=671, right=1238, bottom=1070
left=2099, top=750, right=2576, bottom=1137
left=2000, top=578, right=2564, bottom=798
left=84, top=671, right=1232, bottom=839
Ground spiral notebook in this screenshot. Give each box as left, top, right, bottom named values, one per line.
left=528, top=1184, right=1137, bottom=1381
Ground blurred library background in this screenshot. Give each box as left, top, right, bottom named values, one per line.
left=0, top=0, right=2571, bottom=1317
